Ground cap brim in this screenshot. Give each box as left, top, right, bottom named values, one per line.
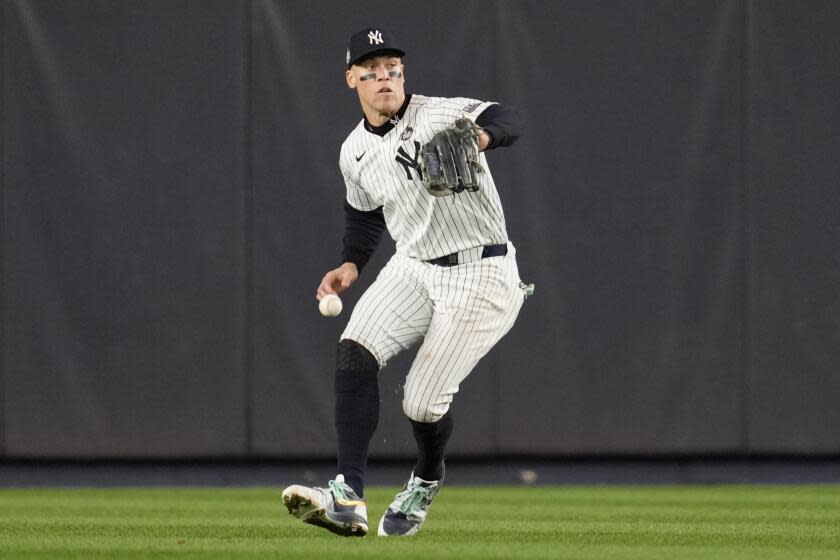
left=348, top=48, right=405, bottom=68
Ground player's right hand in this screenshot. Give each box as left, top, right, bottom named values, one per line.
left=317, top=262, right=359, bottom=300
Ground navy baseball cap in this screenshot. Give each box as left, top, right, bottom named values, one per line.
left=346, top=27, right=405, bottom=68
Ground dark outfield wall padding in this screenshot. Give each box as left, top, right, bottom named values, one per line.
left=745, top=0, right=840, bottom=452
left=493, top=1, right=747, bottom=453
left=248, top=0, right=502, bottom=457
left=2, top=1, right=839, bottom=459
left=1, top=0, right=6, bottom=456
left=249, top=0, right=748, bottom=457
left=3, top=1, right=248, bottom=456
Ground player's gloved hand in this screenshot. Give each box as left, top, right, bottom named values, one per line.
left=317, top=262, right=358, bottom=301
left=419, top=117, right=485, bottom=197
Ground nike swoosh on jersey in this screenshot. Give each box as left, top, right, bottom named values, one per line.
left=355, top=152, right=366, bottom=162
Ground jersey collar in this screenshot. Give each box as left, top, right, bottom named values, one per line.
left=363, top=93, right=412, bottom=137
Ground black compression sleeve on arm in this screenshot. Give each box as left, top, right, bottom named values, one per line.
left=475, top=103, right=523, bottom=150
left=341, top=201, right=387, bottom=272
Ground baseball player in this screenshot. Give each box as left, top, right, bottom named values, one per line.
left=282, top=26, right=527, bottom=537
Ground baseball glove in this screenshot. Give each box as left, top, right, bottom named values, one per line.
left=419, top=117, right=485, bottom=197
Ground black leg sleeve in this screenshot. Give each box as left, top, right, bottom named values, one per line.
left=334, top=339, right=380, bottom=498
left=410, top=413, right=453, bottom=482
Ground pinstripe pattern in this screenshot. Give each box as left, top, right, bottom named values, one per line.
left=342, top=245, right=524, bottom=422
left=341, top=255, right=434, bottom=367
left=339, top=95, right=508, bottom=261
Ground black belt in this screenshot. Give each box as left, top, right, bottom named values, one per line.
left=426, top=243, right=508, bottom=267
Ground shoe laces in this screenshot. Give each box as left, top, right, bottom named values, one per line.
left=328, top=478, right=351, bottom=501
left=397, top=483, right=432, bottom=515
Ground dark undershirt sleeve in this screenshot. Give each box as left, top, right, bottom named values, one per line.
left=341, top=201, right=387, bottom=272
left=475, top=103, right=523, bottom=150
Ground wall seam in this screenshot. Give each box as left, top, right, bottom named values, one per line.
left=243, top=0, right=254, bottom=456
left=0, top=0, right=7, bottom=457
left=491, top=0, right=504, bottom=456
left=739, top=0, right=752, bottom=454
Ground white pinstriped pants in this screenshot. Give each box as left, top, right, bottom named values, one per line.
left=341, top=244, right=525, bottom=423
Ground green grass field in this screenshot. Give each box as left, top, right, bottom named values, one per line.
left=1, top=485, right=839, bottom=559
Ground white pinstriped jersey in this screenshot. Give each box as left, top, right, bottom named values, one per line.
left=339, top=94, right=509, bottom=261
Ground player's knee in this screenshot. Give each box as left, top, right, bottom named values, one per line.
left=335, top=339, right=379, bottom=381
left=402, top=398, right=450, bottom=423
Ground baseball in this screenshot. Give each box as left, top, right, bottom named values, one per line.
left=319, top=294, right=343, bottom=317
left=519, top=469, right=539, bottom=485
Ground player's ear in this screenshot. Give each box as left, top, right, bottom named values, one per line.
left=346, top=68, right=357, bottom=89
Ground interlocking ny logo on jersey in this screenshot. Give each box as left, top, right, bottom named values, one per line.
left=368, top=30, right=383, bottom=45
left=395, top=141, right=422, bottom=181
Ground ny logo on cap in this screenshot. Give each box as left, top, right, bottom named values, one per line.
left=368, top=30, right=384, bottom=45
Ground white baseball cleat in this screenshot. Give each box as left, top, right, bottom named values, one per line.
left=282, top=474, right=368, bottom=537
left=378, top=467, right=444, bottom=537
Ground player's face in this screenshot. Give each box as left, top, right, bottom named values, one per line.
left=346, top=55, right=405, bottom=122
